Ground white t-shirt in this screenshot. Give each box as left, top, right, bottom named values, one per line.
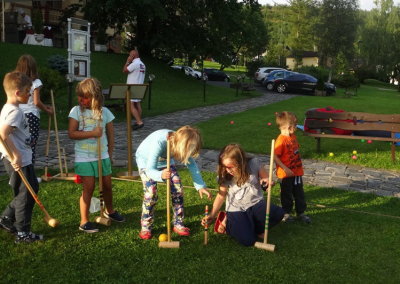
left=126, top=58, right=146, bottom=102
left=22, top=15, right=32, bottom=27
left=19, top=78, right=43, bottom=118
left=0, top=104, right=32, bottom=166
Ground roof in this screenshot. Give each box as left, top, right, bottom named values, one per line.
left=287, top=51, right=318, bottom=58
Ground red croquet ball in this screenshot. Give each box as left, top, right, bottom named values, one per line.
left=352, top=155, right=357, bottom=160
left=275, top=112, right=278, bottom=115
left=231, top=121, right=234, bottom=124
left=74, top=174, right=82, bottom=184
left=47, top=173, right=52, bottom=177
left=268, top=123, right=271, bottom=126
left=367, top=140, right=372, bottom=144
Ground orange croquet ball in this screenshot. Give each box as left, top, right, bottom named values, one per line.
left=159, top=234, right=168, bottom=242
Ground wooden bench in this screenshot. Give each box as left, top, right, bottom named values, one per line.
left=303, top=110, right=400, bottom=162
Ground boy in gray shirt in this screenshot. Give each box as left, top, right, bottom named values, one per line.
left=0, top=71, right=43, bottom=243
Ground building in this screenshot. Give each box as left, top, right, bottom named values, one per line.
left=286, top=51, right=319, bottom=70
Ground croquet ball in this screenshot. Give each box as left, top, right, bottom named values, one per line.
left=329, top=152, right=334, bottom=157
left=353, top=150, right=357, bottom=155
left=352, top=155, right=357, bottom=160
left=159, top=234, right=168, bottom=242
left=367, top=140, right=372, bottom=144
left=322, top=132, right=325, bottom=135
left=74, top=174, right=82, bottom=184
left=268, top=123, right=271, bottom=126
left=37, top=177, right=42, bottom=183
left=361, top=139, right=365, bottom=143
left=47, top=173, right=51, bottom=177
left=275, top=112, right=278, bottom=115
left=230, top=121, right=234, bottom=124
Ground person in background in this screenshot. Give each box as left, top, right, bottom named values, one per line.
left=122, top=50, right=146, bottom=130
left=18, top=8, right=32, bottom=29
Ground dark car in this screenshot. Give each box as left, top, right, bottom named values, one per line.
left=262, top=70, right=296, bottom=91
left=203, top=68, right=230, bottom=82
left=273, top=73, right=336, bottom=94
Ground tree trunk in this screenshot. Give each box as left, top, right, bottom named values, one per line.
left=328, top=57, right=335, bottom=83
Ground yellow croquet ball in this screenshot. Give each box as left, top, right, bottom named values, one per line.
left=159, top=234, right=168, bottom=242
left=329, top=152, right=334, bottom=157
left=353, top=150, right=357, bottom=155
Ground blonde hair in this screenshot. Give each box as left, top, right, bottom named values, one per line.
left=15, top=55, right=38, bottom=81
left=217, top=143, right=251, bottom=187
left=170, top=125, right=202, bottom=165
left=76, top=78, right=104, bottom=120
left=276, top=111, right=298, bottom=134
left=3, top=71, right=32, bottom=96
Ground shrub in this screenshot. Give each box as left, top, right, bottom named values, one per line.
left=356, top=65, right=375, bottom=83
left=38, top=67, right=66, bottom=102
left=245, top=61, right=264, bottom=77
left=294, top=65, right=329, bottom=81
left=316, top=72, right=325, bottom=91
left=47, top=55, right=68, bottom=75
left=33, top=9, right=44, bottom=34
left=331, top=73, right=359, bottom=88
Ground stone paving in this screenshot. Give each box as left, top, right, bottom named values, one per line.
left=1, top=86, right=399, bottom=198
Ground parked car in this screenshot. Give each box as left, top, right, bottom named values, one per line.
left=203, top=68, right=230, bottom=82
left=262, top=70, right=296, bottom=91
left=254, top=67, right=285, bottom=83
left=273, top=73, right=336, bottom=94
left=171, top=65, right=202, bottom=79
left=183, top=66, right=201, bottom=79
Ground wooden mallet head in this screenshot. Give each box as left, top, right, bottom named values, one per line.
left=41, top=173, right=52, bottom=182
left=158, top=241, right=180, bottom=248
left=254, top=242, right=275, bottom=252
left=94, top=216, right=111, bottom=226
left=44, top=216, right=59, bottom=227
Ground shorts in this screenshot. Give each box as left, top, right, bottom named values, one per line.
left=130, top=99, right=141, bottom=103
left=75, top=158, right=112, bottom=177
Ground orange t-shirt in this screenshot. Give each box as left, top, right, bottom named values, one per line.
left=275, top=134, right=304, bottom=179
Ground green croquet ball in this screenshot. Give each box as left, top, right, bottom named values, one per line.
left=361, top=139, right=365, bottom=143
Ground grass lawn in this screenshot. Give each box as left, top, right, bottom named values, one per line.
left=0, top=168, right=399, bottom=283
left=196, top=80, right=400, bottom=170
left=0, top=43, right=259, bottom=130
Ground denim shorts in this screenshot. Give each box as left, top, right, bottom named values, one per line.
left=75, top=158, right=112, bottom=177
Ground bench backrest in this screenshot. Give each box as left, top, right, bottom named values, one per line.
left=305, top=110, right=400, bottom=133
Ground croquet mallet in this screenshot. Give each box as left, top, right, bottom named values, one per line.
left=204, top=205, right=208, bottom=245
left=254, top=139, right=276, bottom=252
left=0, top=135, right=59, bottom=227
left=51, top=90, right=64, bottom=177
left=94, top=124, right=111, bottom=226
left=159, top=139, right=180, bottom=248
left=41, top=116, right=52, bottom=182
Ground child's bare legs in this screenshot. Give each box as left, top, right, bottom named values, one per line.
left=101, top=174, right=117, bottom=215
left=130, top=101, right=143, bottom=125
left=80, top=176, right=95, bottom=226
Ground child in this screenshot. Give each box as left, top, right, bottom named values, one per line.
left=201, top=144, right=284, bottom=247
left=274, top=111, right=311, bottom=223
left=68, top=78, right=125, bottom=233
left=0, top=71, right=44, bottom=243
left=16, top=55, right=54, bottom=165
left=135, top=126, right=213, bottom=239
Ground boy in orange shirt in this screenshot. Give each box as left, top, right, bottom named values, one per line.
left=274, top=111, right=311, bottom=223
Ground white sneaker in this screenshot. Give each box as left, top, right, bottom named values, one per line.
left=37, top=177, right=42, bottom=183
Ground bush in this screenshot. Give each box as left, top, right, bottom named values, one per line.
left=356, top=65, right=375, bottom=83
left=316, top=72, right=325, bottom=91
left=38, top=67, right=66, bottom=102
left=33, top=9, right=44, bottom=34
left=294, top=65, right=329, bottom=81
left=47, top=55, right=68, bottom=75
left=331, top=73, right=359, bottom=88
left=245, top=61, right=264, bottom=77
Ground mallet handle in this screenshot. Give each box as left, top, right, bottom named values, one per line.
left=51, top=91, right=64, bottom=177
left=167, top=139, right=171, bottom=242
left=264, top=139, right=275, bottom=244
left=97, top=121, right=105, bottom=218
left=44, top=117, right=51, bottom=177
left=204, top=205, right=208, bottom=245
left=0, top=135, right=52, bottom=220
left=63, top=148, right=69, bottom=175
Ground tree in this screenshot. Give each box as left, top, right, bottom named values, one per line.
left=314, top=0, right=359, bottom=82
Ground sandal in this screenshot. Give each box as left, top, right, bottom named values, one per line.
left=214, top=211, right=227, bottom=235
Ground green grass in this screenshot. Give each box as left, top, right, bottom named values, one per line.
left=0, top=168, right=399, bottom=283
left=196, top=81, right=400, bottom=170
left=0, top=42, right=260, bottom=130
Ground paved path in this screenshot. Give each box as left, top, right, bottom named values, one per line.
left=1, top=86, right=399, bottom=198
